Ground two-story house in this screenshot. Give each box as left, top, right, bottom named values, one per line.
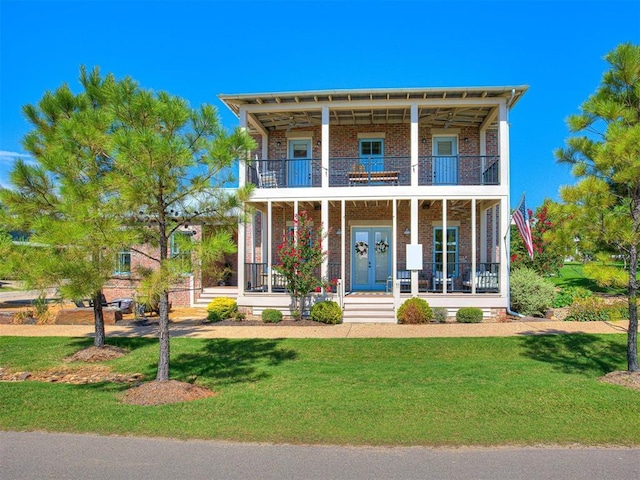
left=212, top=86, right=527, bottom=322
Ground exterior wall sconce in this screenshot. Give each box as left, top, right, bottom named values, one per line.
left=421, top=138, right=427, bottom=144
left=463, top=137, right=469, bottom=143
left=335, top=228, right=342, bottom=235
left=276, top=141, right=281, bottom=147
left=316, top=140, right=321, bottom=146
left=404, top=227, right=411, bottom=235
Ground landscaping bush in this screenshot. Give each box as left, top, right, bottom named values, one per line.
left=552, top=286, right=593, bottom=308
left=510, top=267, right=556, bottom=317
left=206, top=297, right=237, bottom=323
left=456, top=307, right=483, bottom=323
left=432, top=307, right=447, bottom=323
left=604, top=300, right=629, bottom=321
left=565, top=296, right=608, bottom=322
left=261, top=308, right=283, bottom=323
left=397, top=297, right=433, bottom=324
left=309, top=301, right=342, bottom=324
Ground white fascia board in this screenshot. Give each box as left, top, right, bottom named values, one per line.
left=239, top=97, right=505, bottom=115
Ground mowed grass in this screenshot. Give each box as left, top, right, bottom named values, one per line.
left=1, top=334, right=639, bottom=446
left=550, top=262, right=633, bottom=295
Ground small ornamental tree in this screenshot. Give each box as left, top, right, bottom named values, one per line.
left=274, top=210, right=327, bottom=319
left=511, top=201, right=564, bottom=276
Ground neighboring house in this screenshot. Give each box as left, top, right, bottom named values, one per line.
left=216, top=86, right=528, bottom=322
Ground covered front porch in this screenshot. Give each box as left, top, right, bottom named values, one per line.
left=239, top=196, right=507, bottom=301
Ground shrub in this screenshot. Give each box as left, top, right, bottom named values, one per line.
left=565, top=296, right=608, bottom=322
left=604, top=299, right=629, bottom=321
left=397, top=297, right=433, bottom=324
left=456, top=307, right=483, bottom=323
left=552, top=286, right=593, bottom=308
left=309, top=301, right=343, bottom=324
left=206, top=297, right=237, bottom=323
left=432, top=307, right=447, bottom=323
left=510, top=267, right=556, bottom=317
left=262, top=308, right=282, bottom=323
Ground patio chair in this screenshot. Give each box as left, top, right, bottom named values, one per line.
left=255, top=157, right=278, bottom=188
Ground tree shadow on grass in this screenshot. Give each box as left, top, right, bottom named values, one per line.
left=65, top=337, right=157, bottom=353
left=169, top=339, right=298, bottom=387
left=520, top=333, right=627, bottom=376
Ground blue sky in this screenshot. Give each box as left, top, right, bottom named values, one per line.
left=1, top=0, right=639, bottom=209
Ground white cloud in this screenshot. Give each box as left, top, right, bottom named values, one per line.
left=0, top=151, right=34, bottom=189
left=0, top=150, right=33, bottom=166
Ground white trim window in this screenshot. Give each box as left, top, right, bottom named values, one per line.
left=114, top=250, right=131, bottom=275
left=171, top=231, right=193, bottom=274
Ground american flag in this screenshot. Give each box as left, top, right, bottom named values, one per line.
left=512, top=194, right=534, bottom=260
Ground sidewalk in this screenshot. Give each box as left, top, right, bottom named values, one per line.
left=0, top=319, right=630, bottom=339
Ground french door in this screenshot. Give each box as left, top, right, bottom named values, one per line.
left=287, top=139, right=312, bottom=187
left=352, top=227, right=391, bottom=291
left=359, top=139, right=384, bottom=173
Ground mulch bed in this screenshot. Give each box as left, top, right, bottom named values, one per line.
left=599, top=371, right=640, bottom=391
left=64, top=345, right=128, bottom=362
left=120, top=380, right=216, bottom=406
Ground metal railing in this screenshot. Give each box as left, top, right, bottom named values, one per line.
left=246, top=158, right=321, bottom=188
left=394, top=262, right=500, bottom=293
left=247, top=155, right=499, bottom=188
left=329, top=156, right=410, bottom=187
left=418, top=156, right=500, bottom=186
left=245, top=262, right=342, bottom=293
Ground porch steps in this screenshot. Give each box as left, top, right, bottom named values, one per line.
left=342, top=295, right=396, bottom=323
left=193, top=287, right=238, bottom=307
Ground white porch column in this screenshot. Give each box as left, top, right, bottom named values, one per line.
left=410, top=196, right=419, bottom=296
left=498, top=99, right=509, bottom=195
left=499, top=197, right=509, bottom=298
left=267, top=200, right=273, bottom=293
left=239, top=108, right=248, bottom=188
left=294, top=200, right=299, bottom=241
left=262, top=136, right=268, bottom=160
left=471, top=198, right=477, bottom=294
left=492, top=206, right=499, bottom=263
left=442, top=198, right=448, bottom=294
left=322, top=106, right=329, bottom=189
left=321, top=199, right=329, bottom=288
left=480, top=206, right=488, bottom=264
left=410, top=103, right=419, bottom=188
left=392, top=198, right=398, bottom=296
left=237, top=215, right=246, bottom=296
left=237, top=108, right=248, bottom=294
left=341, top=199, right=346, bottom=290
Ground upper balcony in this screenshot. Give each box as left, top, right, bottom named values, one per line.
left=220, top=85, right=528, bottom=193
left=246, top=155, right=499, bottom=189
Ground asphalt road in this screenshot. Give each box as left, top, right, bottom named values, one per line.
left=1, top=432, right=638, bottom=480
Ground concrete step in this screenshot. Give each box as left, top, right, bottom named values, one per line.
left=194, top=287, right=238, bottom=306
left=342, top=296, right=396, bottom=323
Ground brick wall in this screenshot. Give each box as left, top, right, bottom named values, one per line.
left=103, top=225, right=203, bottom=307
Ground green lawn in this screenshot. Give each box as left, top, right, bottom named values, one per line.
left=1, top=335, right=639, bottom=446
left=549, top=262, right=631, bottom=295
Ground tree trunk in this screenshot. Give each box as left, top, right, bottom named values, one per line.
left=156, top=290, right=171, bottom=381
left=92, top=290, right=105, bottom=347
left=627, top=244, right=638, bottom=372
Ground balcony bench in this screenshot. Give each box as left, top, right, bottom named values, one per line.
left=348, top=171, right=399, bottom=186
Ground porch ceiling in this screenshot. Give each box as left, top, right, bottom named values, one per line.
left=219, top=86, right=528, bottom=132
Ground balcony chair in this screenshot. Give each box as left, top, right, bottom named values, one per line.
left=255, top=158, right=278, bottom=188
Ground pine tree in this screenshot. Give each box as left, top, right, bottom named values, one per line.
left=555, top=43, right=640, bottom=371
left=0, top=67, right=130, bottom=346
